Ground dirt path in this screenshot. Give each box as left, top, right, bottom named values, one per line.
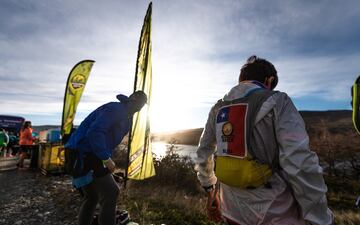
left=0, top=169, right=81, bottom=225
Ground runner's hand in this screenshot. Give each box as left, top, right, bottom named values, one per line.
left=103, top=158, right=116, bottom=173
left=206, top=189, right=222, bottom=222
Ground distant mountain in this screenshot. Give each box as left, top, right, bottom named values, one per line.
left=32, top=125, right=60, bottom=133
left=152, top=110, right=358, bottom=145
left=300, top=110, right=355, bottom=136
left=33, top=110, right=358, bottom=147
left=152, top=128, right=203, bottom=145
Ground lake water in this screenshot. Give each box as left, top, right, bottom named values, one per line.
left=151, top=142, right=198, bottom=160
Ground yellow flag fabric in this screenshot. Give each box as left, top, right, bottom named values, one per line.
left=61, top=60, right=95, bottom=138
left=352, top=75, right=360, bottom=134
left=127, top=2, right=155, bottom=180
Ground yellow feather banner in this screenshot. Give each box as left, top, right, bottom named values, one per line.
left=61, top=60, right=95, bottom=140
left=127, top=2, right=155, bottom=180
left=352, top=75, right=360, bottom=134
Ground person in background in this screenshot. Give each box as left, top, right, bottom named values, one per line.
left=9, top=132, right=20, bottom=156
left=195, top=55, right=333, bottom=225
left=18, top=121, right=34, bottom=168
left=0, top=128, right=9, bottom=157
left=65, top=91, right=147, bottom=225
left=7, top=131, right=18, bottom=156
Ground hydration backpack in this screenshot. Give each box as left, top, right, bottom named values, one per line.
left=214, top=88, right=276, bottom=188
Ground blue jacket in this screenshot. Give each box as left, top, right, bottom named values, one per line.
left=65, top=95, right=131, bottom=160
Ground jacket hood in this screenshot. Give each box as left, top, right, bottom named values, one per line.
left=116, top=94, right=129, bottom=103
left=223, top=82, right=259, bottom=101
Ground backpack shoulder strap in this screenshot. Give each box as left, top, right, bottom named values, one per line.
left=244, top=89, right=277, bottom=157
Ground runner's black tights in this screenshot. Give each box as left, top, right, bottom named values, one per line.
left=78, top=174, right=120, bottom=225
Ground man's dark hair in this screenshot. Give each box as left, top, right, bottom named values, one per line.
left=239, top=55, right=278, bottom=89
left=130, top=90, right=147, bottom=104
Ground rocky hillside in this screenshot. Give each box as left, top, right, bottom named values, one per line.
left=152, top=110, right=359, bottom=145
left=33, top=110, right=359, bottom=149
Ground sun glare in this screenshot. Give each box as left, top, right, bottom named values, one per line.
left=150, top=99, right=190, bottom=133
left=149, top=79, right=201, bottom=133
left=149, top=60, right=211, bottom=133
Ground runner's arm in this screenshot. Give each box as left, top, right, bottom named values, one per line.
left=275, top=93, right=333, bottom=225
left=195, top=105, right=218, bottom=187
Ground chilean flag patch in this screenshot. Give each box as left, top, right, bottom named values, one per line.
left=216, top=103, right=248, bottom=158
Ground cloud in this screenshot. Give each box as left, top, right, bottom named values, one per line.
left=275, top=53, right=359, bottom=101
left=0, top=0, right=359, bottom=130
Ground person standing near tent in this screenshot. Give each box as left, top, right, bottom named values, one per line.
left=195, top=55, right=333, bottom=225
left=0, top=128, right=9, bottom=157
left=6, top=132, right=18, bottom=156
left=65, top=91, right=147, bottom=225
left=18, top=121, right=34, bottom=168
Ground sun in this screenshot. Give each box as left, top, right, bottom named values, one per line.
left=148, top=80, right=198, bottom=133
left=150, top=98, right=189, bottom=133
left=148, top=63, right=209, bottom=133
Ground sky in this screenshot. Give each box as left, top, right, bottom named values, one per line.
left=0, top=0, right=359, bottom=132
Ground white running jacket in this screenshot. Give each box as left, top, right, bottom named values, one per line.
left=195, top=82, right=333, bottom=225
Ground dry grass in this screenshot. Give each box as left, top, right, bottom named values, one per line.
left=325, top=176, right=360, bottom=225
left=115, top=152, right=216, bottom=225
left=333, top=210, right=360, bottom=225
left=113, top=146, right=360, bottom=224
left=111, top=144, right=212, bottom=224
left=117, top=184, right=215, bottom=225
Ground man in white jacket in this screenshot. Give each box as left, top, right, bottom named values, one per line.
left=195, top=56, right=333, bottom=225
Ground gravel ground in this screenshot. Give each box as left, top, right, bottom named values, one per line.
left=0, top=169, right=81, bottom=225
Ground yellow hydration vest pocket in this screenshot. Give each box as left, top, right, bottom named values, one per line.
left=215, top=155, right=272, bottom=188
